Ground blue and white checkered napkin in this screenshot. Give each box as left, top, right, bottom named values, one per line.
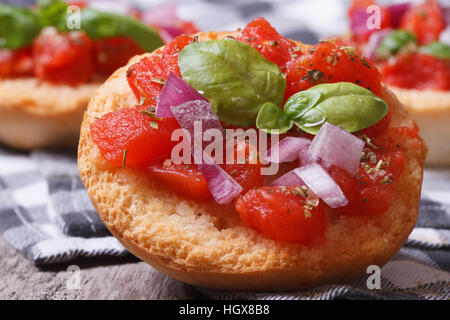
left=0, top=0, right=449, bottom=300
left=0, top=146, right=449, bottom=299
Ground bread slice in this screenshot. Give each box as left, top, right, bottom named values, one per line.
left=78, top=31, right=427, bottom=291
left=0, top=77, right=99, bottom=150
left=389, top=86, right=450, bottom=166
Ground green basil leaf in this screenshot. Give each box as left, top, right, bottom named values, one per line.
left=57, top=8, right=163, bottom=52
left=256, top=102, right=293, bottom=134
left=178, top=39, right=286, bottom=127
left=289, top=82, right=389, bottom=134
left=375, top=30, right=417, bottom=60
left=419, top=42, right=450, bottom=60
left=0, top=5, right=41, bottom=49
left=284, top=90, right=322, bottom=120
left=37, top=0, right=68, bottom=27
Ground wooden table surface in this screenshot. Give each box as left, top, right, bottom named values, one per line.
left=0, top=236, right=203, bottom=300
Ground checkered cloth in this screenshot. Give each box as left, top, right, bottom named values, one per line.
left=0, top=0, right=449, bottom=299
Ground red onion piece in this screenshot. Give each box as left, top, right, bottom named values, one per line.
left=350, top=8, right=372, bottom=37
left=157, top=73, right=207, bottom=118
left=263, top=137, right=310, bottom=163
left=309, top=122, right=364, bottom=176
left=170, top=99, right=242, bottom=204
left=387, top=3, right=411, bottom=28
left=364, top=28, right=392, bottom=60
left=442, top=6, right=450, bottom=26
left=270, top=170, right=305, bottom=187
left=193, top=145, right=243, bottom=204
left=295, top=164, right=348, bottom=208
left=170, top=99, right=224, bottom=149
left=159, top=26, right=184, bottom=43
left=298, top=146, right=318, bottom=167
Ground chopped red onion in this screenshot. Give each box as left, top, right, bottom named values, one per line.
left=157, top=73, right=207, bottom=118
left=387, top=3, right=411, bottom=28
left=295, top=164, right=348, bottom=208
left=170, top=99, right=224, bottom=145
left=309, top=122, right=364, bottom=176
left=364, top=28, right=392, bottom=60
left=170, top=100, right=241, bottom=204
left=193, top=145, right=243, bottom=204
left=298, top=146, right=318, bottom=167
left=263, top=137, right=310, bottom=163
left=270, top=169, right=305, bottom=187
left=159, top=26, right=184, bottom=43
left=442, top=6, right=450, bottom=26
left=350, top=8, right=372, bottom=38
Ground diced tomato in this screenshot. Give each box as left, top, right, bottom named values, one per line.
left=238, top=17, right=297, bottom=71
left=329, top=148, right=405, bottom=216
left=90, top=107, right=180, bottom=167
left=126, top=35, right=193, bottom=106
left=146, top=162, right=212, bottom=201
left=33, top=29, right=95, bottom=85
left=389, top=122, right=420, bottom=140
left=0, top=47, right=34, bottom=78
left=94, top=37, right=144, bottom=76
left=221, top=139, right=264, bottom=193
left=235, top=186, right=328, bottom=243
left=380, top=52, right=450, bottom=90
left=178, top=21, right=199, bottom=36
left=400, top=0, right=445, bottom=45
left=285, top=40, right=383, bottom=99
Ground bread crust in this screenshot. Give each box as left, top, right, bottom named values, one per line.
left=78, top=32, right=427, bottom=291
left=0, top=77, right=99, bottom=150
left=388, top=86, right=450, bottom=166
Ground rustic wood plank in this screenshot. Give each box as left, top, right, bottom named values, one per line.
left=0, top=236, right=203, bottom=299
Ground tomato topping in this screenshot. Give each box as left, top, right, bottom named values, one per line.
left=127, top=35, right=193, bottom=106
left=330, top=148, right=405, bottom=216
left=222, top=140, right=264, bottom=193
left=90, top=107, right=180, bottom=167
left=235, top=186, right=327, bottom=243
left=146, top=162, right=212, bottom=201
left=94, top=36, right=144, bottom=76
left=238, top=17, right=296, bottom=71
left=0, top=47, right=34, bottom=78
left=179, top=21, right=199, bottom=36
left=285, top=40, right=383, bottom=99
left=32, top=30, right=95, bottom=85
left=400, top=0, right=445, bottom=45
left=380, top=52, right=450, bottom=90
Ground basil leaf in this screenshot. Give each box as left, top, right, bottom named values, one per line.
left=256, top=102, right=293, bottom=134
left=178, top=40, right=286, bottom=127
left=419, top=42, right=450, bottom=60
left=289, top=82, right=389, bottom=134
left=58, top=8, right=163, bottom=52
left=0, top=5, right=41, bottom=49
left=375, top=30, right=416, bottom=59
left=37, top=0, right=68, bottom=27
left=284, top=90, right=322, bottom=120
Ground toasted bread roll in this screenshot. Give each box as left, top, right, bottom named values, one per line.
left=389, top=86, right=450, bottom=166
left=0, top=78, right=99, bottom=150
left=78, top=32, right=427, bottom=291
